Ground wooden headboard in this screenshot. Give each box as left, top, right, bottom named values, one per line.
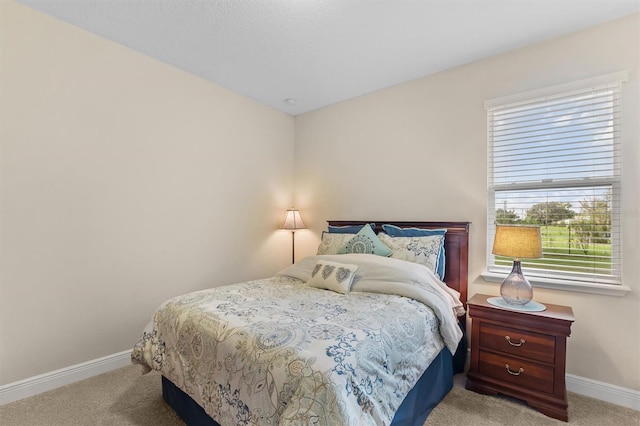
left=327, top=221, right=470, bottom=307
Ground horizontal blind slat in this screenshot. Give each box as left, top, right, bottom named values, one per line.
left=492, top=136, right=619, bottom=152
left=490, top=84, right=621, bottom=114
left=493, top=104, right=620, bottom=130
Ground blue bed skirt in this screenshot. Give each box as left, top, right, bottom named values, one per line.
left=162, top=340, right=465, bottom=426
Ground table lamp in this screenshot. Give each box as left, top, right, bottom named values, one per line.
left=492, top=224, right=542, bottom=305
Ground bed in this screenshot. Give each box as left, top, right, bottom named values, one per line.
left=131, top=220, right=470, bottom=426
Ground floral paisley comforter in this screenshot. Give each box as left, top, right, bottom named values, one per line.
left=131, top=254, right=463, bottom=426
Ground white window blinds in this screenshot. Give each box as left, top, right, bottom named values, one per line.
left=487, top=77, right=623, bottom=286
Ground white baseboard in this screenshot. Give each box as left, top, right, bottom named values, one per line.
left=1, top=350, right=638, bottom=412
left=567, top=373, right=640, bottom=411
left=0, top=349, right=131, bottom=406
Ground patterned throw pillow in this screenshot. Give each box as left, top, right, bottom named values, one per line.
left=317, top=232, right=355, bottom=255
left=377, top=233, right=444, bottom=276
left=307, top=260, right=359, bottom=294
left=338, top=224, right=393, bottom=257
left=381, top=225, right=447, bottom=279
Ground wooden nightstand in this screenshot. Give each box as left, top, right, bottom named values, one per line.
left=466, top=293, right=575, bottom=422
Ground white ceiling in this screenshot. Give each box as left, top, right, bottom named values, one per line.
left=16, top=0, right=640, bottom=115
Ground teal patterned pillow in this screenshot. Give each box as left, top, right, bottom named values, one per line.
left=308, top=260, right=359, bottom=294
left=338, top=224, right=392, bottom=257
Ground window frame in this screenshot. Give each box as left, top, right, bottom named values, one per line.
left=482, top=72, right=630, bottom=296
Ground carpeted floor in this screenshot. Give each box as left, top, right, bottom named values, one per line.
left=0, top=365, right=638, bottom=425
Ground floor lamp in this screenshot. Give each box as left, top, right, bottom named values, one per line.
left=281, top=208, right=305, bottom=264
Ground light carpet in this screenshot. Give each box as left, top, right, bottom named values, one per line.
left=0, top=365, right=638, bottom=425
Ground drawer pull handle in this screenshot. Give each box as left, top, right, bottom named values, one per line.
left=505, top=364, right=524, bottom=376
left=505, top=336, right=525, bottom=347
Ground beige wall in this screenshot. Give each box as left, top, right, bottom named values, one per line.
left=295, top=14, right=640, bottom=391
left=0, top=1, right=295, bottom=385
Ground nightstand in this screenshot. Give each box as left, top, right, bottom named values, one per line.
left=466, top=293, right=575, bottom=422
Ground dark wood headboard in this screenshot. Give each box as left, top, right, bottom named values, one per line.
left=327, top=221, right=470, bottom=307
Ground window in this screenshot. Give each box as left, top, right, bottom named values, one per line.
left=485, top=73, right=627, bottom=292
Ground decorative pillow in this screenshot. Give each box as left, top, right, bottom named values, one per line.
left=381, top=225, right=447, bottom=279
left=328, top=223, right=376, bottom=234
left=317, top=232, right=354, bottom=255
left=381, top=224, right=447, bottom=237
left=338, top=224, right=393, bottom=257
left=308, top=260, right=359, bottom=294
left=377, top=233, right=444, bottom=277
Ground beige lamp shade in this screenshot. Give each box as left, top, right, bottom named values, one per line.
left=492, top=224, right=542, bottom=259
left=281, top=208, right=305, bottom=230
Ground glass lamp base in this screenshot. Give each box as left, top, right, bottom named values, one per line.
left=500, top=260, right=533, bottom=305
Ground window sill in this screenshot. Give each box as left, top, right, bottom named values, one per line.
left=481, top=271, right=631, bottom=297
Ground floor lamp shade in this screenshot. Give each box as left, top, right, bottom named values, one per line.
left=281, top=208, right=305, bottom=264
left=281, top=209, right=305, bottom=230
left=492, top=224, right=542, bottom=305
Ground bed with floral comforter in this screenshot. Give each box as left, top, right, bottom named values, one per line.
left=131, top=253, right=464, bottom=426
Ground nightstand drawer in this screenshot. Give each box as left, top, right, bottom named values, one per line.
left=478, top=350, right=554, bottom=394
left=479, top=323, right=555, bottom=364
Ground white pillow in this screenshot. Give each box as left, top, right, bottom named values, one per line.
left=307, top=260, right=359, bottom=294
left=317, top=232, right=354, bottom=255
left=377, top=233, right=444, bottom=275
